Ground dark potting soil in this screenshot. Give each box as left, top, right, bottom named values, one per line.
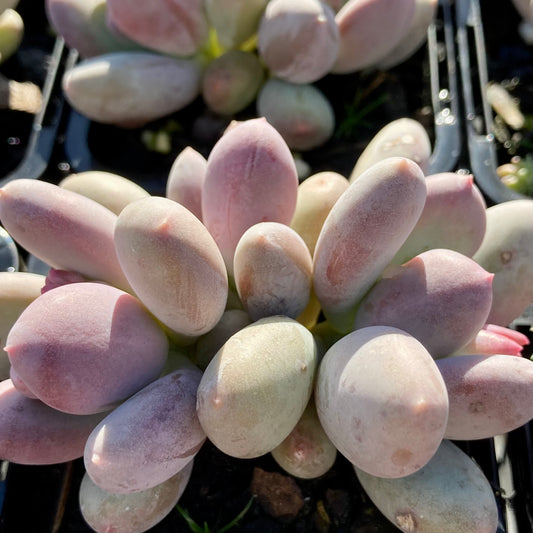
left=0, top=437, right=514, bottom=533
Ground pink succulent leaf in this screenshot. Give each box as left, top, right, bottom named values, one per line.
left=483, top=323, right=530, bottom=346
left=454, top=325, right=529, bottom=357
left=42, top=269, right=89, bottom=294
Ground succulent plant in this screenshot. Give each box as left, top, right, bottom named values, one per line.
left=257, top=0, right=339, bottom=84
left=204, top=0, right=269, bottom=50
left=389, top=172, right=487, bottom=265
left=0, top=178, right=131, bottom=290
left=0, top=0, right=19, bottom=11
left=44, top=0, right=437, bottom=150
left=315, top=325, right=449, bottom=478
left=0, top=117, right=532, bottom=533
left=473, top=199, right=533, bottom=326
left=331, top=0, right=416, bottom=74
left=58, top=170, right=150, bottom=214
left=201, top=117, right=298, bottom=276
left=355, top=440, right=499, bottom=533
left=271, top=396, right=338, bottom=479
left=511, top=0, right=533, bottom=25
left=376, top=0, right=438, bottom=70
left=84, top=366, right=205, bottom=493
left=114, top=195, right=229, bottom=342
left=80, top=461, right=193, bottom=533
left=349, top=117, right=433, bottom=181
left=201, top=49, right=264, bottom=115
left=106, top=0, right=209, bottom=57
left=353, top=249, right=494, bottom=358
left=437, top=353, right=533, bottom=440
left=166, top=146, right=207, bottom=221
left=313, top=157, right=427, bottom=332
left=0, top=6, right=23, bottom=64
left=289, top=170, right=350, bottom=256
left=62, top=51, right=203, bottom=127
left=45, top=0, right=142, bottom=58
left=0, top=271, right=45, bottom=380
left=0, top=379, right=106, bottom=464
left=233, top=221, right=313, bottom=321
left=4, top=282, right=169, bottom=414
left=256, top=77, right=336, bottom=151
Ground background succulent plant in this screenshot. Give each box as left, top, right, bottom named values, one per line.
left=44, top=0, right=435, bottom=151
left=1, top=116, right=533, bottom=533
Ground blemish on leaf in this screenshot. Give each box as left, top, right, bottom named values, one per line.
left=396, top=511, right=417, bottom=532
left=391, top=448, right=413, bottom=466
left=501, top=251, right=512, bottom=264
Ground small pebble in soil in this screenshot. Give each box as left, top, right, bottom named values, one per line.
left=251, top=467, right=305, bottom=522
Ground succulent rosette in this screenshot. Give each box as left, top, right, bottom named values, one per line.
left=0, top=115, right=532, bottom=533
left=44, top=0, right=436, bottom=150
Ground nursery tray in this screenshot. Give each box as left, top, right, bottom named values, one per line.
left=455, top=0, right=533, bottom=204
left=1, top=1, right=533, bottom=533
